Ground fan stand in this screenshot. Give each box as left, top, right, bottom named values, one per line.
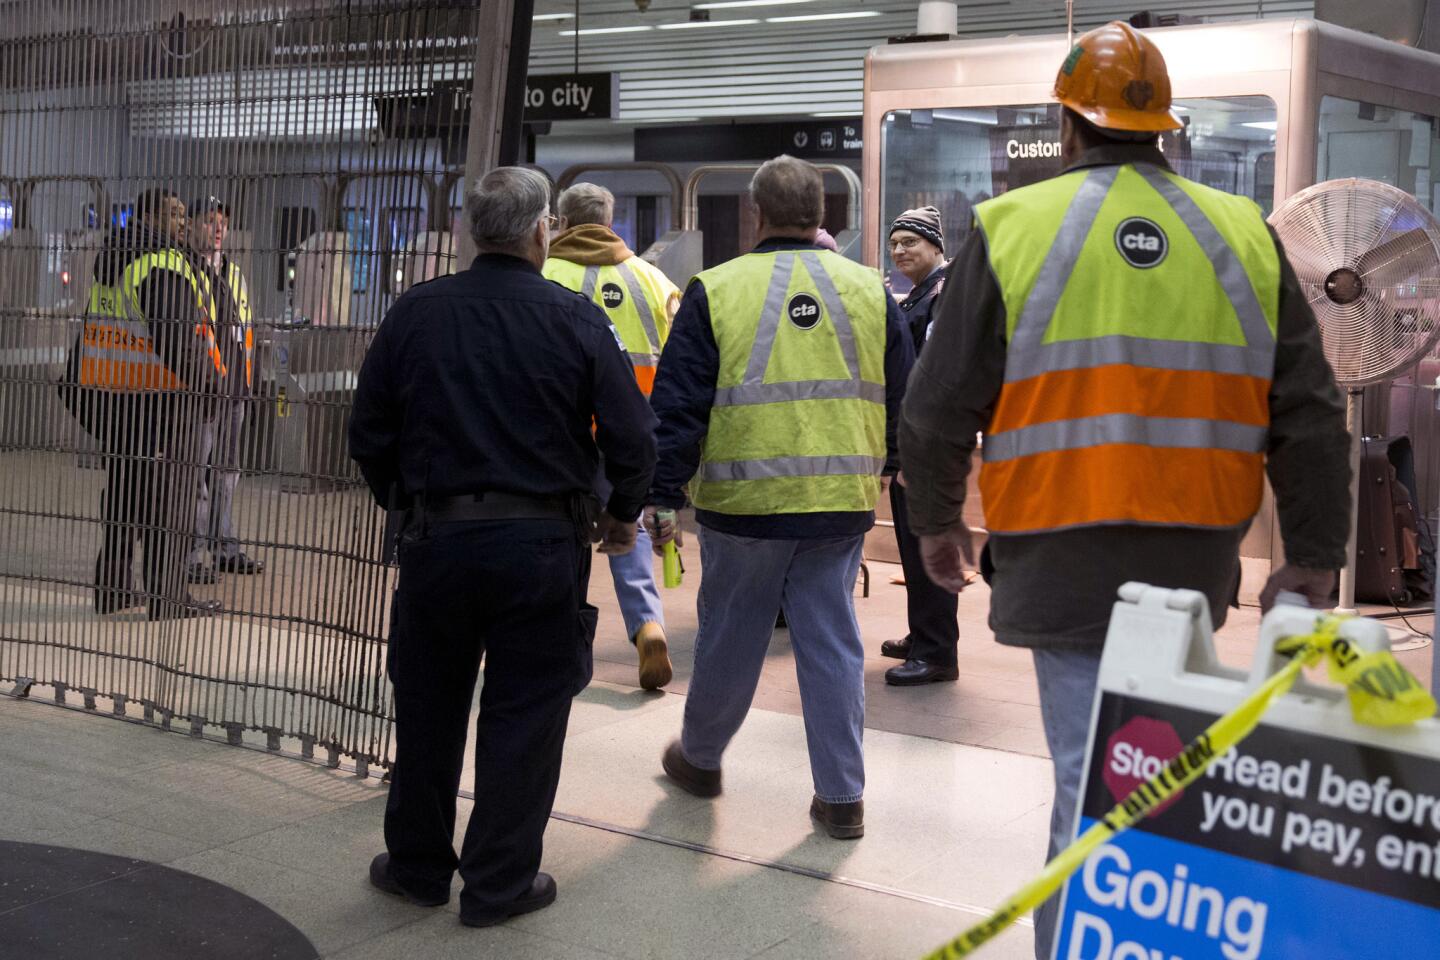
left=1337, top=388, right=1362, bottom=617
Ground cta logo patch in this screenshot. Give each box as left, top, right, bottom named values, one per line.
left=1105, top=715, right=1186, bottom=814
left=600, top=282, right=625, bottom=309
left=787, top=293, right=823, bottom=330
left=1114, top=217, right=1168, bottom=269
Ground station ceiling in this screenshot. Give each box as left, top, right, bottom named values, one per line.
left=528, top=0, right=1315, bottom=123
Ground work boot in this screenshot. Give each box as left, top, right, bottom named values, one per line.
left=635, top=621, right=672, bottom=691
left=216, top=553, right=265, bottom=575
left=460, top=873, right=557, bottom=927
left=661, top=740, right=721, bottom=798
left=879, top=636, right=912, bottom=660
left=884, top=658, right=959, bottom=686
left=810, top=796, right=864, bottom=840
left=148, top=597, right=222, bottom=621
left=367, top=853, right=449, bottom=907
left=187, top=564, right=219, bottom=585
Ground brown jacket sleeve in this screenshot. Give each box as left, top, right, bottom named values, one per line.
left=898, top=230, right=1007, bottom=536
left=1264, top=226, right=1351, bottom=569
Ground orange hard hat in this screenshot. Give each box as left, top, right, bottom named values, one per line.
left=1053, top=21, right=1182, bottom=133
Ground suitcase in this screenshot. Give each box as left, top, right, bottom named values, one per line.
left=1356, top=435, right=1424, bottom=604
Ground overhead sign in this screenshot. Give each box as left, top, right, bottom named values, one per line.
left=636, top=118, right=862, bottom=162
left=1052, top=591, right=1440, bottom=960
left=523, top=73, right=618, bottom=121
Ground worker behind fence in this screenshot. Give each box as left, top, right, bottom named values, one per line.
left=645, top=155, right=914, bottom=840
left=62, top=187, right=228, bottom=620
left=349, top=166, right=656, bottom=926
left=543, top=182, right=681, bottom=691
left=186, top=196, right=265, bottom=585
left=896, top=22, right=1350, bottom=959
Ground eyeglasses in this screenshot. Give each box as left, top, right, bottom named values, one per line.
left=543, top=214, right=561, bottom=230
left=890, top=236, right=925, bottom=252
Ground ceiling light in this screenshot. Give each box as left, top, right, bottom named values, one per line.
left=559, top=25, right=654, bottom=35
left=630, top=117, right=703, bottom=123
left=767, top=10, right=882, bottom=23
left=658, top=18, right=760, bottom=28
left=532, top=12, right=574, bottom=20
left=812, top=111, right=858, bottom=118
left=696, top=0, right=820, bottom=8
left=1242, top=120, right=1278, bottom=131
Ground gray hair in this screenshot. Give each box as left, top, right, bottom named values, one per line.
left=750, top=155, right=824, bottom=232
left=467, top=166, right=551, bottom=249
left=558, top=182, right=615, bottom=228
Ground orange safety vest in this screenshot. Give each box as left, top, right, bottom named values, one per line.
left=973, top=162, right=1280, bottom=534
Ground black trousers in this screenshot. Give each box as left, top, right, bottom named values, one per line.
left=384, top=517, right=595, bottom=917
left=95, top=399, right=199, bottom=612
left=890, top=482, right=959, bottom=666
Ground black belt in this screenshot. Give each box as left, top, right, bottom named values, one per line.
left=411, top=492, right=572, bottom=524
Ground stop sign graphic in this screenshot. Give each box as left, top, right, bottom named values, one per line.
left=1103, top=715, right=1187, bottom=815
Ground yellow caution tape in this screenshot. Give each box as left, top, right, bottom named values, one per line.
left=920, top=615, right=1437, bottom=960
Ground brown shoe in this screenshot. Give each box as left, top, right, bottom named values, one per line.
left=635, top=621, right=673, bottom=691
left=661, top=740, right=721, bottom=797
left=810, top=796, right=864, bottom=839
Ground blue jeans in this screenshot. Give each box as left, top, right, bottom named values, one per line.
left=680, top=528, right=866, bottom=803
left=1030, top=646, right=1104, bottom=960
left=609, top=521, right=664, bottom=640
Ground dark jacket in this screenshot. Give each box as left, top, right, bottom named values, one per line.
left=648, top=238, right=915, bottom=539
left=60, top=224, right=223, bottom=439
left=897, top=262, right=947, bottom=357
left=348, top=253, right=657, bottom=521
left=898, top=142, right=1351, bottom=649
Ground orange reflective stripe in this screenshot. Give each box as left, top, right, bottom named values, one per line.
left=989, top=366, right=1269, bottom=434
left=79, top=356, right=184, bottom=392
left=633, top=365, right=656, bottom=396
left=979, top=446, right=1263, bottom=533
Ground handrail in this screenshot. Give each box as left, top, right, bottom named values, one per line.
left=555, top=162, right=684, bottom=217
left=681, top=163, right=861, bottom=233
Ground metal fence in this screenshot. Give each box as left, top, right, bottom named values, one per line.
left=0, top=0, right=488, bottom=770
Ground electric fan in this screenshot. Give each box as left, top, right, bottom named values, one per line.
left=1270, top=178, right=1440, bottom=613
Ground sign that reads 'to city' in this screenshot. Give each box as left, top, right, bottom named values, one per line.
left=524, top=73, right=618, bottom=121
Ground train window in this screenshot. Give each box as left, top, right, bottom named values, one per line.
left=343, top=206, right=373, bottom=293
left=0, top=200, right=11, bottom=237
left=879, top=96, right=1277, bottom=293
left=276, top=206, right=317, bottom=292
left=1318, top=97, right=1440, bottom=209
left=382, top=206, right=423, bottom=290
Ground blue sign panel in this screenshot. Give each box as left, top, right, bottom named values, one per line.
left=1055, top=694, right=1440, bottom=959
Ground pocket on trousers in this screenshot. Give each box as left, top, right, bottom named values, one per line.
left=575, top=601, right=598, bottom=694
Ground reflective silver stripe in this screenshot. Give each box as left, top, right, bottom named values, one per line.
left=1010, top=167, right=1119, bottom=354
left=983, top=413, right=1267, bottom=463
left=614, top=259, right=662, bottom=354
left=581, top=266, right=600, bottom=300
left=717, top=252, right=882, bottom=408
left=1003, top=334, right=1275, bottom=382
left=700, top=454, right=886, bottom=482
left=1133, top=164, right=1274, bottom=350
left=798, top=250, right=860, bottom=377
left=713, top=378, right=886, bottom=406
left=629, top=351, right=659, bottom=367
left=741, top=254, right=796, bottom=383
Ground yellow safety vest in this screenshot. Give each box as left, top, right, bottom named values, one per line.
left=78, top=249, right=225, bottom=393
left=689, top=248, right=888, bottom=516
left=224, top=258, right=255, bottom=389
left=543, top=255, right=676, bottom=395
left=973, top=161, right=1280, bottom=533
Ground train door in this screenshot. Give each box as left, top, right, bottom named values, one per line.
left=337, top=173, right=429, bottom=327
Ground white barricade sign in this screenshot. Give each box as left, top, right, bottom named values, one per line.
left=1053, top=583, right=1440, bottom=960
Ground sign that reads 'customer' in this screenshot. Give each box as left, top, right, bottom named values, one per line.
left=1054, top=692, right=1440, bottom=960
left=523, top=73, right=617, bottom=121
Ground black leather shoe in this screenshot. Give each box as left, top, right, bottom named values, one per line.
left=368, top=853, right=449, bottom=907
left=216, top=553, right=265, bottom=575
left=147, top=598, right=222, bottom=621
left=95, top=587, right=142, bottom=614
left=661, top=740, right=721, bottom=797
left=884, top=658, right=960, bottom=686
left=460, top=872, right=557, bottom=927
left=810, top=796, right=864, bottom=840
left=880, top=636, right=912, bottom=660
left=187, top=565, right=219, bottom=585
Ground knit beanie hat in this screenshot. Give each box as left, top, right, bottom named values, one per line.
left=889, top=205, right=944, bottom=254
